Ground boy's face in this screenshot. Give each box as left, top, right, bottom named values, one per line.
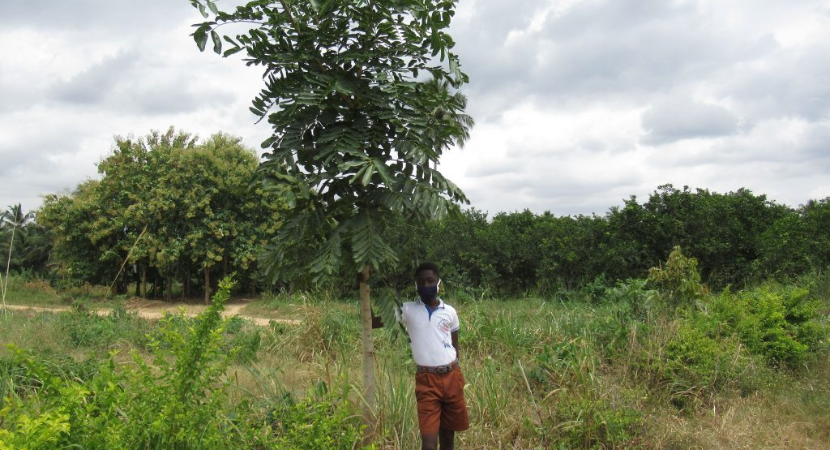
left=415, top=270, right=440, bottom=288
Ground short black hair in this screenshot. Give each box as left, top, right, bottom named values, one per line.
left=415, top=262, right=440, bottom=278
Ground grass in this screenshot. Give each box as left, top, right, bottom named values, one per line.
left=2, top=277, right=830, bottom=449
left=1, top=275, right=63, bottom=306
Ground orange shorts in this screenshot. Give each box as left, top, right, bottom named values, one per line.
left=414, top=366, right=470, bottom=434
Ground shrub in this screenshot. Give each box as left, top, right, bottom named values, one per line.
left=552, top=396, right=642, bottom=449
left=267, top=382, right=369, bottom=450
left=60, top=305, right=149, bottom=349
left=710, top=284, right=826, bottom=366
left=147, top=311, right=261, bottom=364
left=648, top=246, right=707, bottom=307
left=1, top=278, right=252, bottom=450
left=660, top=322, right=746, bottom=409
left=223, top=316, right=262, bottom=363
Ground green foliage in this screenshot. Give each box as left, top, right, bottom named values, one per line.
left=649, top=282, right=827, bottom=410
left=3, top=281, right=830, bottom=448
left=267, top=383, right=370, bottom=450
left=608, top=185, right=789, bottom=288
left=422, top=208, right=496, bottom=293
left=0, top=205, right=51, bottom=277
left=0, top=408, right=71, bottom=450
left=61, top=306, right=148, bottom=349
left=0, top=278, right=253, bottom=449
left=648, top=246, right=707, bottom=306
left=533, top=332, right=643, bottom=448
left=660, top=323, right=746, bottom=408
left=191, top=0, right=471, bottom=282
left=38, top=129, right=287, bottom=298
left=709, top=284, right=826, bottom=366
left=148, top=313, right=262, bottom=364
left=552, top=396, right=643, bottom=449
left=801, top=268, right=830, bottom=303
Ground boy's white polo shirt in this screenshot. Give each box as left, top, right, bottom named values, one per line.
left=399, top=297, right=459, bottom=367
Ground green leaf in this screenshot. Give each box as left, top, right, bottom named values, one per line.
left=361, top=164, right=375, bottom=187
left=211, top=30, right=222, bottom=54
left=373, top=159, right=394, bottom=187
left=194, top=26, right=209, bottom=52
left=207, top=0, right=220, bottom=15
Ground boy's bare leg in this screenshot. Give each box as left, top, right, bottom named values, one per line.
left=421, top=433, right=438, bottom=450
left=439, top=429, right=455, bottom=449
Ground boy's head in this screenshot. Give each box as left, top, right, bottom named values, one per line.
left=415, top=262, right=440, bottom=280
left=414, top=262, right=440, bottom=301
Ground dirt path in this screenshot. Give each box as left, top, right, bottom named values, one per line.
left=4, top=301, right=299, bottom=327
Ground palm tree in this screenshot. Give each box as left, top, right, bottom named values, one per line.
left=1, top=204, right=35, bottom=313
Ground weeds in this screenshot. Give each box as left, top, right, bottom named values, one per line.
left=2, top=269, right=830, bottom=449
left=0, top=278, right=369, bottom=450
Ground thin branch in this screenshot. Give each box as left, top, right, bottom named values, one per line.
left=107, top=225, right=149, bottom=298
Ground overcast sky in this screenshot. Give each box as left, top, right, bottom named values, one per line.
left=2, top=0, right=829, bottom=217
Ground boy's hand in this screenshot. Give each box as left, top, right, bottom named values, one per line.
left=372, top=314, right=384, bottom=329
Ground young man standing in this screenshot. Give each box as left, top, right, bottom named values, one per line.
left=375, top=262, right=469, bottom=450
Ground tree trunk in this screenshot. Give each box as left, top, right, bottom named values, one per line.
left=166, top=275, right=173, bottom=301
left=140, top=265, right=147, bottom=298
left=203, top=266, right=211, bottom=304
left=1, top=226, right=16, bottom=311
left=359, top=265, right=376, bottom=442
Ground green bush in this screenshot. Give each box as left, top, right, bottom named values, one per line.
left=1, top=279, right=252, bottom=449
left=0, top=277, right=373, bottom=450
left=711, top=284, right=826, bottom=366
left=648, top=246, right=706, bottom=307
left=651, top=282, right=827, bottom=410
left=660, top=323, right=746, bottom=408
left=551, top=395, right=642, bottom=449
left=268, top=383, right=369, bottom=450
left=147, top=311, right=261, bottom=364
left=59, top=305, right=149, bottom=349
left=223, top=316, right=262, bottom=363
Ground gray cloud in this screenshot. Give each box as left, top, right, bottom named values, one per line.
left=0, top=0, right=196, bottom=34
left=48, top=50, right=235, bottom=115
left=641, top=97, right=740, bottom=145
left=50, top=51, right=139, bottom=105
left=455, top=0, right=781, bottom=113
left=720, top=41, right=830, bottom=121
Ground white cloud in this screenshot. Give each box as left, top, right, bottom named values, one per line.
left=1, top=0, right=829, bottom=217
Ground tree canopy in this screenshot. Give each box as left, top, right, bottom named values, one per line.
left=38, top=128, right=286, bottom=300
left=190, top=0, right=471, bottom=281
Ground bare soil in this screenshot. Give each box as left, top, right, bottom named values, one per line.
left=4, top=299, right=298, bottom=327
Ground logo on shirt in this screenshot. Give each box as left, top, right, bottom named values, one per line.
left=438, top=319, right=452, bottom=334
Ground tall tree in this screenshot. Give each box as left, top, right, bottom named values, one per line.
left=189, top=0, right=471, bottom=438
left=40, top=181, right=114, bottom=287
left=39, top=129, right=286, bottom=299
left=1, top=204, right=35, bottom=311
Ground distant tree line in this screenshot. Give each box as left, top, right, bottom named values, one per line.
left=392, top=184, right=830, bottom=296
left=7, top=139, right=829, bottom=300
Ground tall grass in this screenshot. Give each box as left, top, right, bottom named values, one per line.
left=3, top=275, right=830, bottom=449
left=0, top=274, right=62, bottom=306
